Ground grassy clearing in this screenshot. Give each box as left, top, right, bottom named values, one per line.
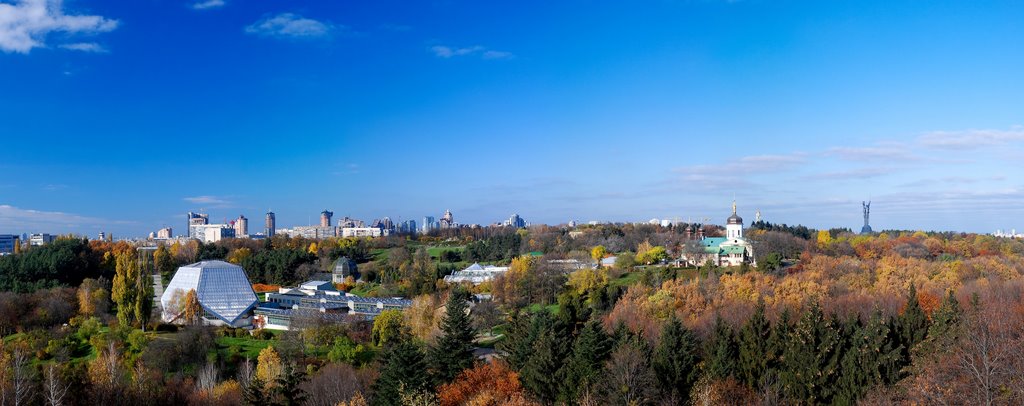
left=215, top=333, right=278, bottom=359
left=609, top=271, right=643, bottom=289
left=526, top=303, right=560, bottom=315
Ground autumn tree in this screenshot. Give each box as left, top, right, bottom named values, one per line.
left=437, top=361, right=537, bottom=406
left=372, top=309, right=405, bottom=347
left=78, top=278, right=110, bottom=317
left=112, top=250, right=139, bottom=327
left=598, top=340, right=657, bottom=405
left=590, top=246, right=607, bottom=261
left=256, top=346, right=284, bottom=390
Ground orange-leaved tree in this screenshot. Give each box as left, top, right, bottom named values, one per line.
left=437, top=360, right=539, bottom=406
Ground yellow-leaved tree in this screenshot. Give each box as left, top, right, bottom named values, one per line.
left=256, top=346, right=283, bottom=388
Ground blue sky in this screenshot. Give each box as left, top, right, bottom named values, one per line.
left=2, top=0, right=1023, bottom=237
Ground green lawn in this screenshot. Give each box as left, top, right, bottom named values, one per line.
left=609, top=271, right=643, bottom=289
left=526, top=303, right=560, bottom=315
left=215, top=333, right=278, bottom=359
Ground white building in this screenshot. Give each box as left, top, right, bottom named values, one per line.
left=444, top=263, right=510, bottom=284
left=341, top=227, right=389, bottom=238
left=190, top=224, right=235, bottom=243
left=29, top=233, right=55, bottom=246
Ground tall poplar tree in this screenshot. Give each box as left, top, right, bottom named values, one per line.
left=112, top=250, right=139, bottom=327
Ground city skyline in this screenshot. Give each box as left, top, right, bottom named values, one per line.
left=3, top=0, right=1024, bottom=236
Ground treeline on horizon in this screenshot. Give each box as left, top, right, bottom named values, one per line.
left=0, top=223, right=1022, bottom=404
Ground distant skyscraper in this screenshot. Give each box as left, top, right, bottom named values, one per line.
left=234, top=215, right=248, bottom=236
left=321, top=210, right=333, bottom=227
left=400, top=220, right=417, bottom=234
left=422, top=216, right=436, bottom=233
left=505, top=214, right=526, bottom=228
left=97, top=232, right=106, bottom=241
left=265, top=211, right=276, bottom=237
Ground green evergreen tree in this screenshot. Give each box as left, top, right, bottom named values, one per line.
left=521, top=330, right=564, bottom=404
left=898, top=284, right=929, bottom=366
left=498, top=312, right=539, bottom=371
left=243, top=377, right=268, bottom=406
left=269, top=363, right=308, bottom=406
left=835, top=310, right=902, bottom=404
left=705, top=315, right=738, bottom=380
left=925, top=290, right=962, bottom=350
left=561, top=319, right=613, bottom=403
left=738, top=298, right=771, bottom=388
left=372, top=338, right=431, bottom=406
left=780, top=302, right=843, bottom=404
left=652, top=316, right=700, bottom=404
left=429, top=288, right=476, bottom=384
left=767, top=307, right=792, bottom=372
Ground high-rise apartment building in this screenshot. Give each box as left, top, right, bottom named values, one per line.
left=265, top=211, right=276, bottom=237
left=234, top=215, right=248, bottom=236
left=157, top=227, right=173, bottom=239
left=422, top=216, right=436, bottom=233
left=320, top=210, right=333, bottom=227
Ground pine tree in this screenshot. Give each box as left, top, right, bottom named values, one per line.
left=780, top=302, right=843, bottom=404
left=738, top=299, right=771, bottom=388
left=704, top=315, right=738, bottom=380
left=925, top=290, right=962, bottom=349
left=429, top=288, right=476, bottom=384
left=372, top=338, right=431, bottom=406
left=898, top=284, right=929, bottom=366
left=835, top=310, right=902, bottom=404
left=652, top=316, right=700, bottom=404
left=243, top=377, right=267, bottom=406
left=269, top=364, right=308, bottom=406
left=520, top=330, right=564, bottom=404
left=767, top=307, right=792, bottom=372
left=561, top=319, right=613, bottom=402
left=498, top=312, right=538, bottom=371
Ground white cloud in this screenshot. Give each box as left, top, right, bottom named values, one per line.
left=191, top=0, right=225, bottom=10
left=183, top=195, right=233, bottom=208
left=0, top=204, right=124, bottom=231
left=917, top=126, right=1024, bottom=150
left=430, top=44, right=513, bottom=60
left=58, top=42, right=105, bottom=52
left=825, top=145, right=916, bottom=161
left=0, top=0, right=119, bottom=54
left=245, top=13, right=332, bottom=39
